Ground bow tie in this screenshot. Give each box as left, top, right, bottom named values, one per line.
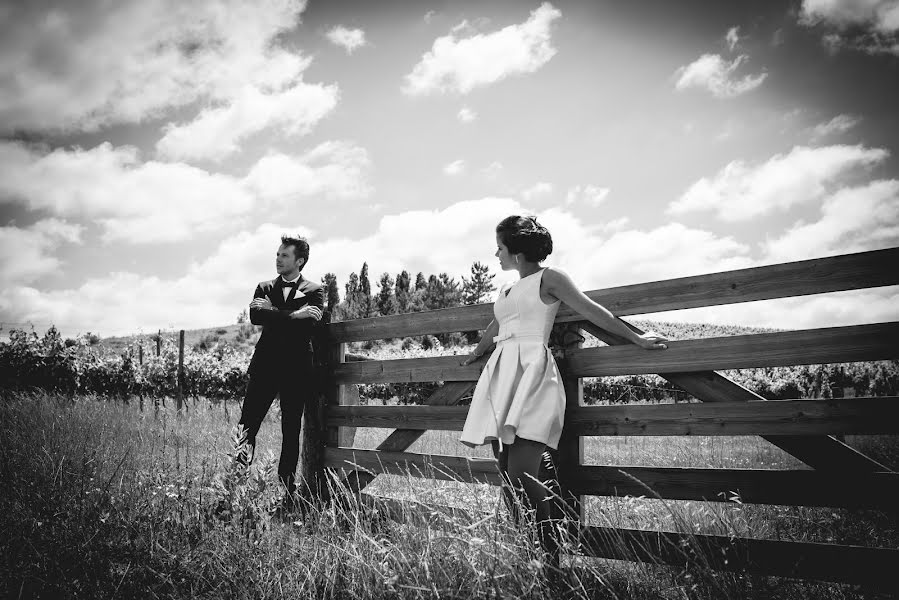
left=282, top=280, right=299, bottom=289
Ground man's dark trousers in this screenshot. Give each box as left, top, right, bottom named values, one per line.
left=238, top=357, right=313, bottom=494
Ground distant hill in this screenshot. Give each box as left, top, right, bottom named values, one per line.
left=98, top=318, right=781, bottom=356
left=100, top=323, right=260, bottom=355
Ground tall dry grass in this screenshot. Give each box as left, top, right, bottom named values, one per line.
left=1, top=392, right=892, bottom=599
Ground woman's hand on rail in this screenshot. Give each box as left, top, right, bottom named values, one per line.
left=460, top=351, right=488, bottom=366
left=635, top=330, right=668, bottom=350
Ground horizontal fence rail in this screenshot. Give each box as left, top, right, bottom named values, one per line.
left=327, top=396, right=899, bottom=436
left=333, top=322, right=899, bottom=384
left=579, top=526, right=899, bottom=588
left=323, top=448, right=899, bottom=511
left=328, top=247, right=899, bottom=342
left=570, top=465, right=899, bottom=510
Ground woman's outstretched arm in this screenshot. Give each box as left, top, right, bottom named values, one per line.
left=542, top=268, right=667, bottom=350
left=460, top=319, right=500, bottom=365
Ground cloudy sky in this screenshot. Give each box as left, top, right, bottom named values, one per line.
left=1, top=0, right=897, bottom=337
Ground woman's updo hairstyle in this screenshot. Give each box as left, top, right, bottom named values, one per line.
left=496, top=215, right=553, bottom=262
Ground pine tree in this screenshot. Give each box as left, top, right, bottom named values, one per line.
left=342, top=271, right=360, bottom=320
left=322, top=273, right=340, bottom=315
left=358, top=262, right=373, bottom=318
left=426, top=273, right=462, bottom=309
left=377, top=272, right=396, bottom=316
left=394, top=270, right=411, bottom=313
left=462, top=261, right=496, bottom=305
left=414, top=272, right=426, bottom=290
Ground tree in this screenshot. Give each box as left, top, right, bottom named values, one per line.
left=394, top=270, right=412, bottom=313
left=237, top=308, right=248, bottom=324
left=322, top=273, right=340, bottom=315
left=414, top=272, right=426, bottom=291
left=376, top=272, right=396, bottom=316
left=424, top=273, right=462, bottom=310
left=341, top=271, right=360, bottom=320
left=462, top=261, right=496, bottom=305
left=357, top=262, right=373, bottom=318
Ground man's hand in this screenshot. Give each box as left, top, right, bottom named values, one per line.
left=289, top=305, right=323, bottom=321
left=250, top=297, right=273, bottom=310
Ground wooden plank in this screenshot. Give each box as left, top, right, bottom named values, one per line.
left=570, top=465, right=899, bottom=510
left=333, top=354, right=480, bottom=384
left=331, top=322, right=899, bottom=384
left=326, top=397, right=899, bottom=436
left=339, top=381, right=475, bottom=494
left=567, top=322, right=899, bottom=377
left=325, top=447, right=503, bottom=486
left=566, top=397, right=899, bottom=436
left=554, top=322, right=586, bottom=521
left=580, top=525, right=899, bottom=587
left=328, top=248, right=899, bottom=342
left=578, top=321, right=890, bottom=472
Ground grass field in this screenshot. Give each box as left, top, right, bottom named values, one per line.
left=2, top=392, right=896, bottom=599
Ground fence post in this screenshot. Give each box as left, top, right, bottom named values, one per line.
left=553, top=322, right=585, bottom=534
left=156, top=330, right=161, bottom=357
left=301, top=315, right=342, bottom=501
left=138, top=344, right=144, bottom=412
left=176, top=329, right=184, bottom=413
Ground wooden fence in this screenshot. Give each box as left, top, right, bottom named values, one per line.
left=300, top=247, right=899, bottom=588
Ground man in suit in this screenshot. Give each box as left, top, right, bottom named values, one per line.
left=238, top=233, right=324, bottom=503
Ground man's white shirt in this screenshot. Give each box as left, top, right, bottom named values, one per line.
left=281, top=275, right=302, bottom=300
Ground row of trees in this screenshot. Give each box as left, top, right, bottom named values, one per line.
left=321, top=261, right=497, bottom=322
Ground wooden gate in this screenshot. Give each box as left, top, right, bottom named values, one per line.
left=302, top=247, right=899, bottom=587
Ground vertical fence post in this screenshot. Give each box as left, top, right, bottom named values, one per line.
left=176, top=329, right=184, bottom=413
left=553, top=322, right=585, bottom=535
left=138, top=344, right=144, bottom=412
left=156, top=330, right=161, bottom=357
left=322, top=341, right=346, bottom=498
left=301, top=314, right=342, bottom=502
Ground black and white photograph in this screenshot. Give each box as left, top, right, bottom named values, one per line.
left=1, top=0, right=897, bottom=597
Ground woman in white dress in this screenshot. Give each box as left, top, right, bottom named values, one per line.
left=460, top=215, right=667, bottom=558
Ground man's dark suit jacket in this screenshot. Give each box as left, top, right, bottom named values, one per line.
left=248, top=275, right=325, bottom=376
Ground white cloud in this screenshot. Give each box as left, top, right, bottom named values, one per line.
left=0, top=139, right=371, bottom=243
left=243, top=141, right=372, bottom=200
left=156, top=81, right=338, bottom=162
left=457, top=107, right=478, bottom=123
left=764, top=179, right=899, bottom=261
left=443, top=159, right=467, bottom=176
left=403, top=2, right=561, bottom=95
left=800, top=0, right=899, bottom=33
left=0, top=0, right=315, bottom=132
left=810, top=113, right=861, bottom=140
left=522, top=182, right=553, bottom=201
left=799, top=0, right=899, bottom=54
left=0, top=219, right=83, bottom=287
left=482, top=161, right=504, bottom=180
left=565, top=185, right=610, bottom=207
left=326, top=25, right=367, bottom=54
left=674, top=54, right=767, bottom=98
left=669, top=145, right=889, bottom=221
left=726, top=26, right=740, bottom=51
left=424, top=10, right=437, bottom=24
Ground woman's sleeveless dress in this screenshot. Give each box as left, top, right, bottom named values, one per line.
left=460, top=268, right=567, bottom=450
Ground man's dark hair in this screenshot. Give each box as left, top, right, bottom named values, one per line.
left=281, top=234, right=310, bottom=270
left=496, top=215, right=553, bottom=262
